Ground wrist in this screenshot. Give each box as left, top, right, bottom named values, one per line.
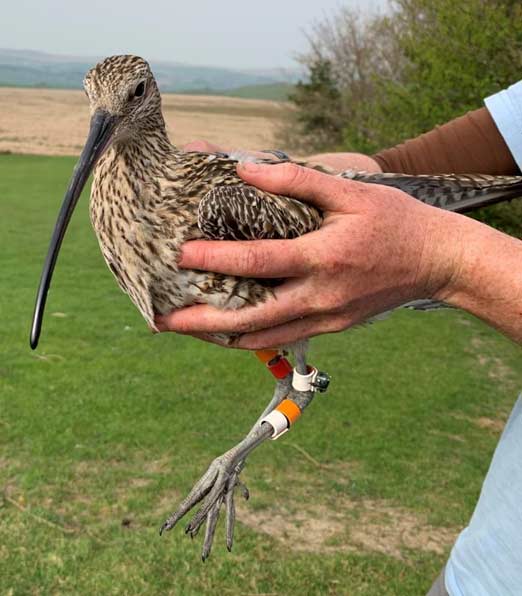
left=440, top=218, right=522, bottom=305
left=414, top=207, right=470, bottom=302
left=427, top=212, right=522, bottom=340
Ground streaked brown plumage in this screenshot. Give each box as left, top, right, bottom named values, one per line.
left=30, top=54, right=522, bottom=559
left=32, top=54, right=522, bottom=345
left=52, top=55, right=522, bottom=337
left=84, top=55, right=321, bottom=334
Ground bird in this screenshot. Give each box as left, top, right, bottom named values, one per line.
left=30, top=54, right=522, bottom=560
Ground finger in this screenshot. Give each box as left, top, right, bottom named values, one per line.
left=236, top=313, right=350, bottom=350
left=185, top=333, right=251, bottom=350
left=155, top=281, right=313, bottom=335
left=179, top=238, right=311, bottom=278
left=183, top=332, right=248, bottom=350
left=182, top=140, right=228, bottom=153
left=237, top=162, right=366, bottom=212
left=187, top=332, right=229, bottom=347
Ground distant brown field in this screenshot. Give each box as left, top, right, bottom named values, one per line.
left=0, top=87, right=285, bottom=156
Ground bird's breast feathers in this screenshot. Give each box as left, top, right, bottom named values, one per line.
left=88, top=152, right=321, bottom=330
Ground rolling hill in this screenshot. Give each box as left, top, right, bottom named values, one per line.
left=0, top=49, right=298, bottom=100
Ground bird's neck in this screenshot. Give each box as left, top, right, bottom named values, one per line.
left=118, top=112, right=175, bottom=159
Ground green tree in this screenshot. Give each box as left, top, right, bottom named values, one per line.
left=285, top=0, right=522, bottom=236
left=375, top=0, right=522, bottom=236
left=378, top=0, right=522, bottom=144
left=287, top=58, right=345, bottom=151
left=280, top=7, right=400, bottom=153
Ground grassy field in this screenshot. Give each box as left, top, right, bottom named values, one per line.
left=1, top=154, right=522, bottom=595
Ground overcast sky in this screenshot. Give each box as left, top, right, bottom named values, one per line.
left=2, top=0, right=389, bottom=69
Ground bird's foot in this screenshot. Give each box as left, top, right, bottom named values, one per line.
left=159, top=377, right=292, bottom=560
left=159, top=446, right=258, bottom=560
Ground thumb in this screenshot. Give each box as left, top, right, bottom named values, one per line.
left=236, top=161, right=362, bottom=211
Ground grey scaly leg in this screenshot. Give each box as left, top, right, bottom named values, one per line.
left=160, top=343, right=320, bottom=560
left=198, top=382, right=316, bottom=560
left=160, top=376, right=291, bottom=559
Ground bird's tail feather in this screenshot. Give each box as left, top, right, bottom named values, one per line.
left=341, top=171, right=522, bottom=213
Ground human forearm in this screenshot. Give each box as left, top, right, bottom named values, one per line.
left=373, top=107, right=519, bottom=176
left=434, top=212, right=522, bottom=342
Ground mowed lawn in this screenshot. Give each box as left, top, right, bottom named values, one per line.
left=1, top=153, right=522, bottom=595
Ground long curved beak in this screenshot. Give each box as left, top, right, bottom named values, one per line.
left=30, top=109, right=119, bottom=349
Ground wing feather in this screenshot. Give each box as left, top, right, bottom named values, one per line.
left=342, top=171, right=522, bottom=213
left=198, top=184, right=322, bottom=241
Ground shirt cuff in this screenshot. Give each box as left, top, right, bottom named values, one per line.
left=485, top=82, right=522, bottom=170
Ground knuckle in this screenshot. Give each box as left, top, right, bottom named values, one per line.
left=305, top=286, right=346, bottom=314
left=306, top=294, right=330, bottom=314
left=235, top=318, right=258, bottom=333
left=281, top=162, right=309, bottom=188
left=323, top=252, right=345, bottom=277
left=243, top=246, right=269, bottom=275
left=328, top=291, right=347, bottom=311
left=327, top=316, right=349, bottom=334
left=342, top=184, right=368, bottom=205
left=196, top=246, right=215, bottom=272
left=300, top=243, right=320, bottom=272
left=170, top=317, right=190, bottom=333
left=299, top=293, right=319, bottom=315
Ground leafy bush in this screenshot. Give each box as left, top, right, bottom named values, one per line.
left=282, top=0, right=522, bottom=236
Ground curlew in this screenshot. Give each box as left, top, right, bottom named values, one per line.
left=30, top=55, right=522, bottom=559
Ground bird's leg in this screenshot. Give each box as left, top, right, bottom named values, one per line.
left=160, top=342, right=328, bottom=560
left=221, top=375, right=293, bottom=551
left=293, top=340, right=308, bottom=376
left=160, top=375, right=292, bottom=558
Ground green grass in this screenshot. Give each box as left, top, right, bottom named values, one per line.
left=1, top=153, right=521, bottom=595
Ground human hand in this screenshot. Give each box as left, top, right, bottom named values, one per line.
left=156, top=162, right=460, bottom=349
left=182, top=140, right=286, bottom=162
left=183, top=141, right=382, bottom=174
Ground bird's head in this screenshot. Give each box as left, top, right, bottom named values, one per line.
left=30, top=55, right=162, bottom=350
left=83, top=55, right=162, bottom=142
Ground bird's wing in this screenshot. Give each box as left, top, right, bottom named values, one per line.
left=198, top=184, right=322, bottom=241
left=342, top=172, right=522, bottom=213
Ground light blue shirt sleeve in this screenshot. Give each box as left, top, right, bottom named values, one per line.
left=445, top=395, right=522, bottom=595
left=485, top=82, right=522, bottom=170
left=442, top=85, right=522, bottom=595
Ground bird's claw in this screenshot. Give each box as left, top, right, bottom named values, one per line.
left=160, top=454, right=249, bottom=560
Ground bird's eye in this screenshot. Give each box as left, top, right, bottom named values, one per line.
left=131, top=81, right=146, bottom=100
